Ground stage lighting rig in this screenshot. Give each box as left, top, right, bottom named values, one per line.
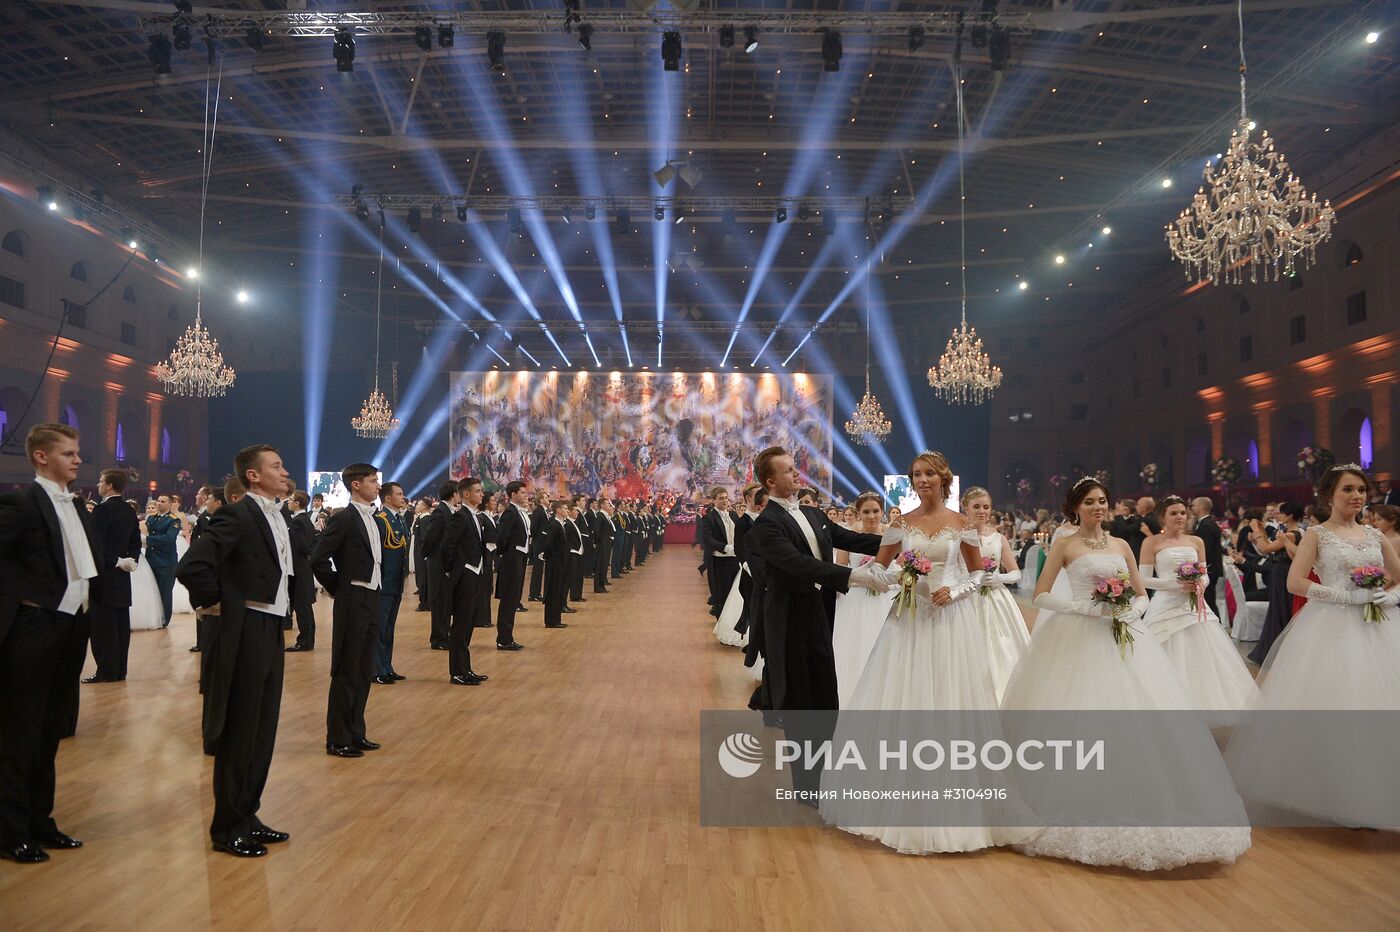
left=487, top=31, right=506, bottom=71
left=457, top=205, right=468, bottom=222
left=356, top=202, right=371, bottom=221
left=797, top=206, right=811, bottom=222
left=654, top=203, right=666, bottom=222
left=577, top=23, right=593, bottom=50
left=148, top=34, right=172, bottom=73
left=431, top=203, right=444, bottom=221
left=774, top=207, right=787, bottom=224
left=615, top=209, right=631, bottom=234
left=333, top=27, right=355, bottom=71
left=171, top=0, right=191, bottom=12
left=822, top=30, right=843, bottom=71
left=407, top=207, right=422, bottom=233
left=585, top=204, right=597, bottom=221
left=744, top=26, right=759, bottom=53
left=413, top=26, right=432, bottom=51
left=908, top=26, right=925, bottom=51
left=719, top=25, right=734, bottom=48
left=439, top=24, right=454, bottom=47
left=988, top=25, right=1011, bottom=71
left=245, top=26, right=263, bottom=52
left=661, top=31, right=682, bottom=71
left=172, top=21, right=191, bottom=50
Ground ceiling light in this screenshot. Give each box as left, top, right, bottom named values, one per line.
left=744, top=26, right=759, bottom=53
left=1365, top=30, right=1380, bottom=44
left=333, top=27, right=355, bottom=72
left=822, top=31, right=842, bottom=71
left=653, top=162, right=677, bottom=187
left=1101, top=225, right=1112, bottom=235
left=577, top=23, right=593, bottom=51
left=654, top=204, right=665, bottom=222
left=235, top=290, right=249, bottom=304
left=438, top=24, right=454, bottom=48
left=673, top=211, right=685, bottom=225
left=561, top=208, right=571, bottom=224
left=120, top=227, right=137, bottom=248
left=719, top=25, right=734, bottom=49
left=186, top=267, right=199, bottom=279
left=1161, top=177, right=1173, bottom=188
left=148, top=34, right=172, bottom=74
left=1018, top=280, right=1029, bottom=291
left=413, top=26, right=432, bottom=52
left=37, top=185, right=57, bottom=210
left=1054, top=254, right=1065, bottom=265
left=487, top=31, right=506, bottom=72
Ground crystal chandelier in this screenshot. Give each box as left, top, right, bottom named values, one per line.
left=353, top=222, right=399, bottom=439
left=156, top=300, right=236, bottom=397
left=845, top=263, right=891, bottom=445
left=927, top=53, right=1002, bottom=406
left=1166, top=0, right=1335, bottom=284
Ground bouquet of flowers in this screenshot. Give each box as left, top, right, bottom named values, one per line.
left=1297, top=446, right=1335, bottom=482
left=979, top=556, right=999, bottom=596
left=1350, top=565, right=1390, bottom=623
left=1177, top=560, right=1208, bottom=614
left=1048, top=474, right=1065, bottom=495
left=1015, top=478, right=1033, bottom=501
left=1093, top=469, right=1111, bottom=486
left=1091, top=570, right=1137, bottom=658
left=895, top=550, right=934, bottom=619
left=1140, top=462, right=1159, bottom=490
left=1211, top=457, right=1242, bottom=484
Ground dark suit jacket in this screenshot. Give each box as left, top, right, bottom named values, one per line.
left=496, top=505, right=529, bottom=554
left=528, top=505, right=549, bottom=558
left=309, top=506, right=380, bottom=596
left=286, top=510, right=318, bottom=605
left=564, top=519, right=582, bottom=555
left=1195, top=514, right=1225, bottom=578
left=144, top=513, right=181, bottom=568
left=441, top=506, right=486, bottom=584
left=540, top=518, right=569, bottom=566
left=175, top=494, right=287, bottom=743
left=0, top=483, right=103, bottom=641
left=91, top=496, right=141, bottom=608
left=192, top=510, right=210, bottom=544
left=743, top=501, right=880, bottom=710
left=419, top=503, right=451, bottom=566
left=733, top=512, right=755, bottom=564
left=702, top=509, right=737, bottom=556
left=593, top=512, right=615, bottom=554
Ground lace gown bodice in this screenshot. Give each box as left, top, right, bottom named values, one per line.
left=897, top=525, right=964, bottom=594
left=1063, top=553, right=1129, bottom=601
left=978, top=531, right=1004, bottom=562
left=1312, top=526, right=1385, bottom=589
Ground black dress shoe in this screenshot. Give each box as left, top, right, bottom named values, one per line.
left=545, top=623, right=569, bottom=629
left=0, top=843, right=49, bottom=864
left=373, top=675, right=396, bottom=685
left=34, top=830, right=82, bottom=850
left=430, top=644, right=449, bottom=651
left=562, top=607, right=577, bottom=614
left=415, top=604, right=429, bottom=612
left=576, top=597, right=587, bottom=603
left=475, top=621, right=492, bottom=627
left=528, top=596, right=542, bottom=603
left=188, top=645, right=202, bottom=653
left=81, top=675, right=115, bottom=684
left=325, top=744, right=364, bottom=758
left=249, top=828, right=289, bottom=844
left=450, top=674, right=481, bottom=686
left=353, top=738, right=381, bottom=751
left=285, top=644, right=312, bottom=653
left=497, top=642, right=524, bottom=651
left=388, top=673, right=406, bottom=681
left=465, top=671, right=489, bottom=682
left=212, top=836, right=267, bottom=858
left=516, top=606, right=528, bottom=612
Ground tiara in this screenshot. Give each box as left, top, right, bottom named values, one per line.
left=1327, top=463, right=1365, bottom=473
left=1070, top=475, right=1101, bottom=489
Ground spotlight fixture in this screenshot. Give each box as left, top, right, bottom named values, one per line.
left=719, top=25, right=735, bottom=49
left=186, top=266, right=199, bottom=279
left=355, top=202, right=371, bottom=221
left=351, top=183, right=364, bottom=200
left=585, top=204, right=597, bottom=221
left=908, top=26, right=925, bottom=52
left=821, top=30, right=843, bottom=72
left=148, top=34, right=172, bottom=74
left=615, top=208, right=631, bottom=234
left=744, top=26, right=759, bottom=53
left=1054, top=254, right=1065, bottom=265
left=988, top=25, right=1012, bottom=71
left=245, top=26, right=263, bottom=52
left=148, top=245, right=161, bottom=264
left=775, top=207, right=787, bottom=224
left=678, top=163, right=703, bottom=188
left=487, top=32, right=506, bottom=72
left=653, top=162, right=678, bottom=188
left=1160, top=177, right=1173, bottom=189
left=577, top=23, right=593, bottom=51
left=661, top=31, right=682, bottom=71
left=172, top=0, right=192, bottom=12
left=561, top=208, right=572, bottom=224
left=1101, top=225, right=1112, bottom=235
left=413, top=26, right=432, bottom=52
left=37, top=186, right=57, bottom=211
left=1018, top=280, right=1029, bottom=291
left=1365, top=30, right=1380, bottom=44
left=120, top=227, right=138, bottom=249
left=203, top=27, right=216, bottom=65
left=438, top=24, right=454, bottom=48
left=797, top=206, right=811, bottom=222
left=456, top=205, right=468, bottom=222
left=235, top=290, right=249, bottom=304
left=654, top=203, right=666, bottom=222
left=172, top=22, right=191, bottom=51
left=407, top=207, right=422, bottom=233
left=333, top=27, right=355, bottom=72
left=431, top=203, right=443, bottom=221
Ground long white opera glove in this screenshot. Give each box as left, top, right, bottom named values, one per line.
left=985, top=567, right=1021, bottom=587
left=1373, top=587, right=1400, bottom=607
left=1137, top=564, right=1176, bottom=591
left=1130, top=595, right=1149, bottom=619
left=880, top=527, right=904, bottom=547
left=959, top=527, right=982, bottom=547
left=1306, top=583, right=1374, bottom=605
left=945, top=570, right=985, bottom=601
left=1033, top=591, right=1116, bottom=617
left=850, top=562, right=895, bottom=593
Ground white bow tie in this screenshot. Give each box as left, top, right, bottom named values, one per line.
left=49, top=491, right=77, bottom=504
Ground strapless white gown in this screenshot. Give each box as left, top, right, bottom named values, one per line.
left=972, top=532, right=1030, bottom=703
left=1142, top=545, right=1258, bottom=717
left=823, top=526, right=1036, bottom=854
left=713, top=569, right=746, bottom=647
left=1226, top=526, right=1400, bottom=826
left=171, top=534, right=194, bottom=615
left=1001, top=552, right=1252, bottom=870
left=832, top=553, right=898, bottom=708
left=129, top=558, right=165, bottom=631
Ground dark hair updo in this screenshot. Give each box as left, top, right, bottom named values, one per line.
left=1063, top=476, right=1109, bottom=526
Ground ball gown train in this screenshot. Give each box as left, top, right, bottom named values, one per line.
left=128, top=557, right=166, bottom=631
left=831, top=553, right=898, bottom=708
left=822, top=525, right=1037, bottom=855
left=1226, top=525, right=1400, bottom=826
left=973, top=531, right=1030, bottom=703
left=1141, top=544, right=1259, bottom=717
left=1000, top=552, right=1252, bottom=870
left=713, top=568, right=747, bottom=647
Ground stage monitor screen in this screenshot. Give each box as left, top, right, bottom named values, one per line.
left=308, top=471, right=350, bottom=509
left=884, top=473, right=960, bottom=514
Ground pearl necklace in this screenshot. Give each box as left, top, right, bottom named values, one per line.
left=1078, top=532, right=1110, bottom=551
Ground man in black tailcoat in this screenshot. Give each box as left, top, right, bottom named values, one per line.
left=476, top=500, right=498, bottom=627
left=440, top=477, right=489, bottom=686
left=527, top=493, right=549, bottom=602
left=592, top=499, right=615, bottom=593
left=742, top=447, right=885, bottom=795
left=176, top=443, right=293, bottom=857
left=0, top=424, right=101, bottom=863
left=492, top=481, right=530, bottom=650
left=283, top=490, right=318, bottom=652
left=1190, top=496, right=1226, bottom=622
left=86, top=468, right=141, bottom=682
left=565, top=502, right=586, bottom=608
left=540, top=500, right=572, bottom=629
left=702, top=488, right=739, bottom=618
left=419, top=480, right=458, bottom=650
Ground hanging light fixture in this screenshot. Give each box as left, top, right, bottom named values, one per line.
left=844, top=251, right=891, bottom=445
left=352, top=223, right=400, bottom=439
left=1166, top=0, right=1335, bottom=285
left=928, top=48, right=1002, bottom=406
left=157, top=63, right=235, bottom=398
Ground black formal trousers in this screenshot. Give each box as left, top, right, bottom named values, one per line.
left=55, top=609, right=90, bottom=738
left=0, top=607, right=75, bottom=847
left=291, top=583, right=315, bottom=649
left=568, top=552, right=584, bottom=602
left=477, top=552, right=495, bottom=627
left=326, top=586, right=379, bottom=747
left=210, top=608, right=284, bottom=845
left=495, top=551, right=525, bottom=645
left=88, top=602, right=131, bottom=680
left=426, top=557, right=451, bottom=648
left=593, top=543, right=610, bottom=592
left=448, top=570, right=481, bottom=677
left=528, top=552, right=546, bottom=601
left=543, top=557, right=569, bottom=627
left=612, top=534, right=627, bottom=577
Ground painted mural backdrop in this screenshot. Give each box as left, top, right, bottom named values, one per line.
left=447, top=371, right=833, bottom=501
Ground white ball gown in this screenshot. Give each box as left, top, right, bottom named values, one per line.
left=712, top=566, right=747, bottom=647
left=973, top=531, right=1030, bottom=703
left=1000, top=552, right=1252, bottom=870
left=171, top=533, right=194, bottom=615
left=822, top=525, right=1036, bottom=854
left=1140, top=544, right=1258, bottom=716
left=831, top=552, right=898, bottom=708
left=128, top=557, right=166, bottom=631
left=1226, top=525, right=1400, bottom=826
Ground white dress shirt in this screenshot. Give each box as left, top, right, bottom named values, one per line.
left=35, top=475, right=97, bottom=615
left=244, top=491, right=292, bottom=616
left=461, top=505, right=483, bottom=574
left=774, top=497, right=824, bottom=590
left=514, top=503, right=532, bottom=554
left=350, top=499, right=383, bottom=590
left=714, top=510, right=736, bottom=558
left=567, top=518, right=584, bottom=556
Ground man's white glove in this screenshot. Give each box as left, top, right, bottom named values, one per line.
left=849, top=562, right=895, bottom=593
left=1373, top=587, right=1400, bottom=607
left=116, top=557, right=137, bottom=573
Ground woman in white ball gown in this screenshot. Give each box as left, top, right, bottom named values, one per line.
left=1138, top=495, right=1258, bottom=718
left=831, top=491, right=898, bottom=707
left=1001, top=477, right=1251, bottom=871
left=129, top=503, right=166, bottom=631
left=961, top=487, right=1030, bottom=703
left=822, top=452, right=1035, bottom=855
left=1227, top=465, right=1400, bottom=826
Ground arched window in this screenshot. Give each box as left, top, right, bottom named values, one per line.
left=1, top=230, right=25, bottom=258
left=161, top=427, right=172, bottom=464
left=62, top=403, right=79, bottom=430
left=122, top=284, right=137, bottom=303
left=1360, top=417, right=1373, bottom=469
left=1344, top=243, right=1363, bottom=267
left=115, top=423, right=126, bottom=462
left=1232, top=293, right=1249, bottom=315
left=69, top=261, right=89, bottom=284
